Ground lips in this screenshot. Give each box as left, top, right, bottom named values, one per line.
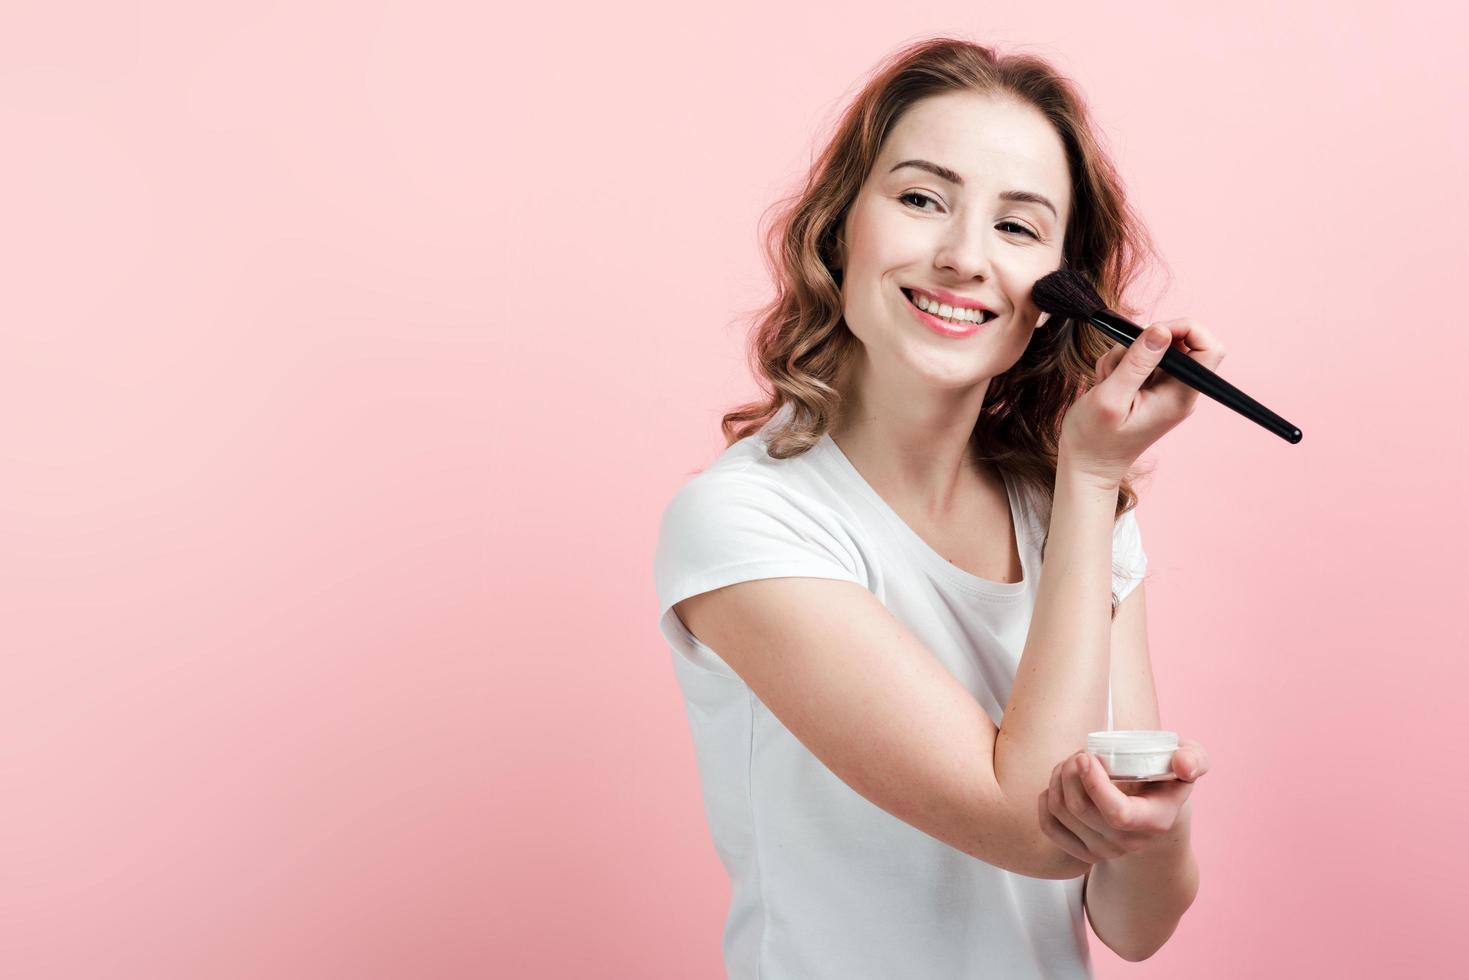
left=901, top=288, right=998, bottom=324
left=903, top=289, right=990, bottom=338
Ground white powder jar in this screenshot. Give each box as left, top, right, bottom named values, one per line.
left=1086, top=730, right=1179, bottom=781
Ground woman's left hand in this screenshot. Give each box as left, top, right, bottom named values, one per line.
left=1039, top=739, right=1209, bottom=865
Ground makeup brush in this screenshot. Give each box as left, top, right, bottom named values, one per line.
left=1032, top=270, right=1302, bottom=444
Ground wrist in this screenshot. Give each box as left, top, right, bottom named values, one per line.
left=1056, top=452, right=1122, bottom=497
left=1130, top=798, right=1195, bottom=861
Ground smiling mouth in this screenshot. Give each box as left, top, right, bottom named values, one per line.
left=901, top=288, right=998, bottom=324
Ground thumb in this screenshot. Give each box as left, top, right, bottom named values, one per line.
left=1171, top=745, right=1208, bottom=782
left=1118, top=325, right=1171, bottom=384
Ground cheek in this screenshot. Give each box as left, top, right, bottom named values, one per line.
left=847, top=202, right=915, bottom=260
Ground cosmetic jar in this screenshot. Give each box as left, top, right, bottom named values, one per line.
left=1086, top=730, right=1179, bottom=781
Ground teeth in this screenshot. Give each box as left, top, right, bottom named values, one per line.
left=907, top=290, right=990, bottom=324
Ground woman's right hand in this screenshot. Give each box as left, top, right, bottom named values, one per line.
left=1058, top=318, right=1227, bottom=488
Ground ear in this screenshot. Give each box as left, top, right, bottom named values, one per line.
left=1036, top=312, right=1051, bottom=328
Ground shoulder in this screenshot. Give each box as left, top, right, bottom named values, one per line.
left=657, top=460, right=847, bottom=548
left=654, top=459, right=867, bottom=610
left=659, top=430, right=842, bottom=529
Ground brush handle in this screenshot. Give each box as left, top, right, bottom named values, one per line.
left=1089, top=311, right=1302, bottom=444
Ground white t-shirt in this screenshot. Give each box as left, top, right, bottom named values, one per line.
left=653, top=406, right=1147, bottom=980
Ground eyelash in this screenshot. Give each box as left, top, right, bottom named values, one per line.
left=898, top=191, right=1040, bottom=239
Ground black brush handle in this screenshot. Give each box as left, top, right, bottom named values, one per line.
left=1089, top=311, right=1303, bottom=444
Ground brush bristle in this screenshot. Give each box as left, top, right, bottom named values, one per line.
left=1032, top=270, right=1106, bottom=319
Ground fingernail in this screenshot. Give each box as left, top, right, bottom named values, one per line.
left=1144, top=328, right=1167, bottom=351
left=1079, top=754, right=1091, bottom=775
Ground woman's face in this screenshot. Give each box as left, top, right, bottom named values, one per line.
left=833, top=91, right=1072, bottom=395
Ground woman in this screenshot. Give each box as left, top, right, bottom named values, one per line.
left=653, top=37, right=1221, bottom=979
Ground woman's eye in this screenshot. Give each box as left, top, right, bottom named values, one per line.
left=899, top=191, right=939, bottom=212
left=998, top=221, right=1039, bottom=239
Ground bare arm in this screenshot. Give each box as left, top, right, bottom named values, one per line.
left=993, top=457, right=1122, bottom=879
left=671, top=453, right=1128, bottom=881
left=674, top=574, right=1090, bottom=880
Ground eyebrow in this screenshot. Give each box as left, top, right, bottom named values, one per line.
left=889, top=159, right=1058, bottom=219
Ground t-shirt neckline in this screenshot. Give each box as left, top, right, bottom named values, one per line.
left=816, top=431, right=1028, bottom=599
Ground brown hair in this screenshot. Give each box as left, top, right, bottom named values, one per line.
left=718, top=36, right=1168, bottom=618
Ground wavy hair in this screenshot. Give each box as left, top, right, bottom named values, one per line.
left=718, top=36, right=1169, bottom=618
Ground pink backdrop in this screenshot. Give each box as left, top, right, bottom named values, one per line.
left=4, top=2, right=1465, bottom=978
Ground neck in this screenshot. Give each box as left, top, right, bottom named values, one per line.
left=828, top=357, right=994, bottom=522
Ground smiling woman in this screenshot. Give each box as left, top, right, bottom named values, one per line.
left=654, top=34, right=1196, bottom=980
left=729, top=74, right=1162, bottom=588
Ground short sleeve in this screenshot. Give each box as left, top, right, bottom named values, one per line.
left=653, top=472, right=867, bottom=675
left=1110, top=506, right=1148, bottom=606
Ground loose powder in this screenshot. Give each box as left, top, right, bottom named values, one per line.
left=1086, top=730, right=1179, bottom=780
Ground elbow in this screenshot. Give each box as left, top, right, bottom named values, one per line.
left=1092, top=916, right=1173, bottom=963
left=1108, top=929, right=1175, bottom=963
left=1116, top=946, right=1158, bottom=964
left=957, top=837, right=1089, bottom=880
left=1097, top=879, right=1200, bottom=963
left=964, top=787, right=1101, bottom=879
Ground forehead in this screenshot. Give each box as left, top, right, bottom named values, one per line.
left=878, top=92, right=1071, bottom=213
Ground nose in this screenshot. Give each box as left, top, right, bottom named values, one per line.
left=932, top=217, right=994, bottom=282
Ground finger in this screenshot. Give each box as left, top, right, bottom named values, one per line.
left=1101, top=323, right=1175, bottom=408
left=1059, top=756, right=1126, bottom=860
left=1095, top=343, right=1125, bottom=384
left=1078, top=752, right=1136, bottom=816
left=1114, top=777, right=1195, bottom=833
left=1137, top=317, right=1227, bottom=413
left=1076, top=755, right=1152, bottom=857
left=1045, top=759, right=1103, bottom=863
left=1082, top=755, right=1152, bottom=832
left=1062, top=755, right=1110, bottom=836
left=1084, top=757, right=1178, bottom=835
left=1152, top=317, right=1227, bottom=372
left=1172, top=739, right=1210, bottom=781
left=1039, top=785, right=1097, bottom=865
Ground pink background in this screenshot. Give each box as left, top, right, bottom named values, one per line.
left=3, top=2, right=1465, bottom=978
